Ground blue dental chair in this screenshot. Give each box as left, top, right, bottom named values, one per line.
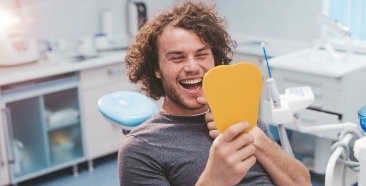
left=97, top=91, right=158, bottom=134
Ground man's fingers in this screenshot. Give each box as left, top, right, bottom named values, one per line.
left=209, top=130, right=220, bottom=139
left=236, top=155, right=256, bottom=174
left=207, top=121, right=216, bottom=130
left=197, top=96, right=208, bottom=105
left=230, top=132, right=254, bottom=150
left=205, top=112, right=213, bottom=123
left=219, top=122, right=250, bottom=142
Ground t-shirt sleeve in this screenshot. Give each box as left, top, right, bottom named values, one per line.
left=118, top=135, right=170, bottom=186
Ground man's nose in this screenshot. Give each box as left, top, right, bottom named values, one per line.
left=184, top=57, right=199, bottom=71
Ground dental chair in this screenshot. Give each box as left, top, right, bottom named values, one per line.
left=97, top=91, right=158, bottom=134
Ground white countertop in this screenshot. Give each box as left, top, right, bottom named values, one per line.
left=231, top=33, right=313, bottom=57
left=0, top=50, right=127, bottom=86
left=269, top=49, right=366, bottom=77
left=0, top=34, right=315, bottom=86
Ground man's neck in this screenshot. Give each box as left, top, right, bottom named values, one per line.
left=161, top=107, right=209, bottom=117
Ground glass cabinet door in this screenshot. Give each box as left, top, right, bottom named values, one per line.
left=5, top=97, right=48, bottom=178
left=44, top=88, right=83, bottom=166
left=1, top=74, right=84, bottom=183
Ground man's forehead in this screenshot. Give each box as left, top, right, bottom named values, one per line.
left=157, top=26, right=208, bottom=53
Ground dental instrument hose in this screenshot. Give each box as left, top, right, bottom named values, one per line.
left=262, top=42, right=294, bottom=157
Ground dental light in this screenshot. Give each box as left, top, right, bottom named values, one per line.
left=308, top=14, right=353, bottom=62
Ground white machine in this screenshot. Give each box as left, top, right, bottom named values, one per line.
left=0, top=1, right=40, bottom=66
left=262, top=43, right=366, bottom=186
left=0, top=31, right=40, bottom=66
left=268, top=79, right=364, bottom=186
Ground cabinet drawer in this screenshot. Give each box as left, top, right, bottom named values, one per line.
left=274, top=77, right=343, bottom=114
left=277, top=80, right=343, bottom=101
left=271, top=68, right=342, bottom=90
left=294, top=109, right=341, bottom=140
left=309, top=99, right=343, bottom=114
left=80, top=63, right=128, bottom=89
left=80, top=82, right=139, bottom=120
left=261, top=100, right=341, bottom=140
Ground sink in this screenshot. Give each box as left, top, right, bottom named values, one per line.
left=71, top=54, right=99, bottom=62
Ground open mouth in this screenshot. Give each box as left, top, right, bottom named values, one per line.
left=179, top=78, right=202, bottom=91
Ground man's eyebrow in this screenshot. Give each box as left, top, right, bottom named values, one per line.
left=166, top=51, right=183, bottom=55
left=197, top=46, right=210, bottom=52
left=165, top=46, right=210, bottom=55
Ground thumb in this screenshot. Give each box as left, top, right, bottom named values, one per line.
left=197, top=96, right=208, bottom=105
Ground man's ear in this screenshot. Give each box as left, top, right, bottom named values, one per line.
left=155, top=70, right=161, bottom=79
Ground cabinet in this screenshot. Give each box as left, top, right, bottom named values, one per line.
left=0, top=51, right=135, bottom=184
left=79, top=62, right=139, bottom=170
left=0, top=73, right=85, bottom=184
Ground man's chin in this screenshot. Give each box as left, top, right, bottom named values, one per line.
left=184, top=102, right=206, bottom=111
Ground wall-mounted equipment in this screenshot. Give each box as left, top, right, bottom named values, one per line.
left=127, top=0, right=175, bottom=37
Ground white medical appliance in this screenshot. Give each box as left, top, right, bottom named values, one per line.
left=263, top=43, right=366, bottom=186
left=0, top=31, right=40, bottom=66
left=0, top=0, right=40, bottom=66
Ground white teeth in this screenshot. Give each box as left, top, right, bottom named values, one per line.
left=181, top=78, right=202, bottom=84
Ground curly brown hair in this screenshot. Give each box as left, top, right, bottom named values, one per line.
left=125, top=1, right=236, bottom=100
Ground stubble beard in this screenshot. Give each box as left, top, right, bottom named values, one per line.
left=162, top=79, right=202, bottom=111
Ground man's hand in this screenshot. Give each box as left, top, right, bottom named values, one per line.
left=196, top=122, right=256, bottom=186
left=205, top=112, right=220, bottom=138
left=197, top=96, right=219, bottom=138
left=197, top=96, right=257, bottom=185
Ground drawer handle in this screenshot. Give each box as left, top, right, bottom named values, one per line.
left=3, top=108, right=16, bottom=164
left=310, top=103, right=323, bottom=110
left=107, top=69, right=126, bottom=76
left=284, top=77, right=323, bottom=86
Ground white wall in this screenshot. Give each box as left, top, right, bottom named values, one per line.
left=215, top=0, right=323, bottom=42
left=19, top=0, right=128, bottom=41
left=16, top=0, right=177, bottom=43
left=2, top=0, right=323, bottom=43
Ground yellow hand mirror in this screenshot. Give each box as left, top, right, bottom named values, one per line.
left=202, top=62, right=262, bottom=133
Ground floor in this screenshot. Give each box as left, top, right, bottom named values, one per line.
left=16, top=152, right=327, bottom=186
left=18, top=153, right=119, bottom=186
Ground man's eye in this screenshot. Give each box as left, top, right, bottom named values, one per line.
left=170, top=56, right=184, bottom=61
left=197, top=53, right=208, bottom=58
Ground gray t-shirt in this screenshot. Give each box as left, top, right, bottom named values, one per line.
left=118, top=111, right=275, bottom=185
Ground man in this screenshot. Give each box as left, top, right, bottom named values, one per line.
left=120, top=1, right=311, bottom=185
